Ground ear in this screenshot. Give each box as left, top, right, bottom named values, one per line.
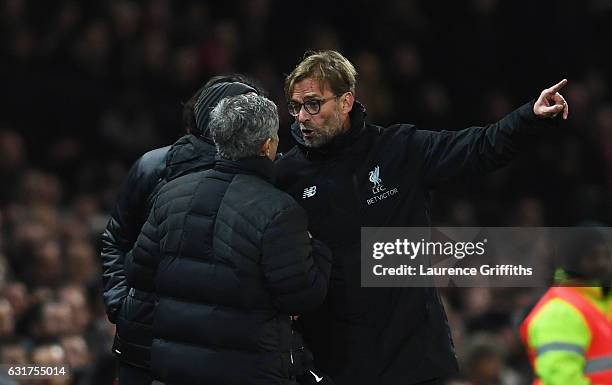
left=260, top=138, right=273, bottom=157
left=340, top=92, right=355, bottom=114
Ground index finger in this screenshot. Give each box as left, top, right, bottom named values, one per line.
left=546, top=78, right=568, bottom=94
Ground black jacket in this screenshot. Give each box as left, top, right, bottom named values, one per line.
left=274, top=100, right=554, bottom=385
left=100, top=135, right=216, bottom=368
left=125, top=156, right=332, bottom=385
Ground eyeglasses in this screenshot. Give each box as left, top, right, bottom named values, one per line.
left=287, top=95, right=338, bottom=117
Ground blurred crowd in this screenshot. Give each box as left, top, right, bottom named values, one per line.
left=0, top=0, right=610, bottom=384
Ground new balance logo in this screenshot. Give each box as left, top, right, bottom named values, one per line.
left=309, top=370, right=323, bottom=383
left=302, top=186, right=317, bottom=198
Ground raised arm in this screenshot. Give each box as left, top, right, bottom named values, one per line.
left=419, top=79, right=568, bottom=186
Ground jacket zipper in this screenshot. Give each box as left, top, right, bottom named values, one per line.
left=352, top=172, right=365, bottom=215
left=290, top=315, right=294, bottom=365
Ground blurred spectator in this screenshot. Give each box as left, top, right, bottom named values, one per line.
left=27, top=301, right=73, bottom=342
left=60, top=334, right=92, bottom=385
left=0, top=338, right=27, bottom=365
left=58, top=286, right=91, bottom=335
left=354, top=51, right=393, bottom=123
left=64, top=240, right=98, bottom=287
left=0, top=298, right=15, bottom=338
left=0, top=339, right=25, bottom=385
left=0, top=130, right=26, bottom=174
left=30, top=343, right=71, bottom=385
left=26, top=239, right=63, bottom=288
left=18, top=171, right=62, bottom=208
left=3, top=281, right=29, bottom=317
left=461, top=334, right=521, bottom=385
left=0, top=254, right=7, bottom=290
left=511, top=197, right=545, bottom=227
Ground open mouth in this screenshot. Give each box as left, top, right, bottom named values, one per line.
left=300, top=126, right=314, bottom=138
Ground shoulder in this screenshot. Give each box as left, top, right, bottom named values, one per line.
left=275, top=146, right=303, bottom=168
left=227, top=174, right=305, bottom=221
left=129, top=145, right=171, bottom=182
left=274, top=146, right=306, bottom=186
left=367, top=122, right=416, bottom=133
left=156, top=169, right=215, bottom=201
left=531, top=297, right=586, bottom=325
left=115, top=145, right=171, bottom=206
left=140, top=145, right=171, bottom=163
left=238, top=174, right=299, bottom=208
left=374, top=123, right=458, bottom=156
left=528, top=297, right=591, bottom=347
left=354, top=123, right=426, bottom=159
left=138, top=146, right=171, bottom=170
left=363, top=122, right=419, bottom=143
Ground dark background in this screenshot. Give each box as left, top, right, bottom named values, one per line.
left=0, top=1, right=610, bottom=384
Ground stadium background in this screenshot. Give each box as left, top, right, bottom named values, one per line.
left=0, top=0, right=610, bottom=384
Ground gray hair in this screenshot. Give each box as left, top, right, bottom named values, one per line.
left=209, top=93, right=279, bottom=160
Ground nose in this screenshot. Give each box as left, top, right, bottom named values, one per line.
left=297, top=105, right=310, bottom=123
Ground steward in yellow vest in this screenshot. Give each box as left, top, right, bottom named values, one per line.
left=520, top=227, right=612, bottom=385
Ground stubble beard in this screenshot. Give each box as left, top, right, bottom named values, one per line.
left=301, top=109, right=344, bottom=148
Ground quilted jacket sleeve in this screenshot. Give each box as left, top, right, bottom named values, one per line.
left=100, top=147, right=169, bottom=323
left=125, top=206, right=162, bottom=293
left=261, top=203, right=332, bottom=314
left=100, top=158, right=148, bottom=323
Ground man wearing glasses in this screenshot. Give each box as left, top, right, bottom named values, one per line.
left=274, top=50, right=569, bottom=385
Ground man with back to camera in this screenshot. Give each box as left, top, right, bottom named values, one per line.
left=274, top=50, right=569, bottom=385
left=100, top=75, right=261, bottom=384
left=124, top=93, right=333, bottom=385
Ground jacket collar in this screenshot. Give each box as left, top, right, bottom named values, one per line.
left=214, top=156, right=274, bottom=182
left=164, top=134, right=216, bottom=182
left=290, top=101, right=367, bottom=157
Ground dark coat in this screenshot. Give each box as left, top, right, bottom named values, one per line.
left=274, top=100, right=556, bottom=385
left=125, top=156, right=332, bottom=385
left=100, top=135, right=216, bottom=368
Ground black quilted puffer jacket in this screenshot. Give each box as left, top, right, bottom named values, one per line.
left=125, top=156, right=332, bottom=385
left=100, top=135, right=216, bottom=369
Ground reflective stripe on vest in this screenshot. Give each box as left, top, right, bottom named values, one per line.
left=585, top=356, right=612, bottom=374
left=536, top=342, right=585, bottom=356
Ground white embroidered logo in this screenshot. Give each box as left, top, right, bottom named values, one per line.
left=366, top=164, right=399, bottom=206
left=369, top=165, right=386, bottom=194
left=302, top=186, right=317, bottom=198
left=369, top=165, right=383, bottom=188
